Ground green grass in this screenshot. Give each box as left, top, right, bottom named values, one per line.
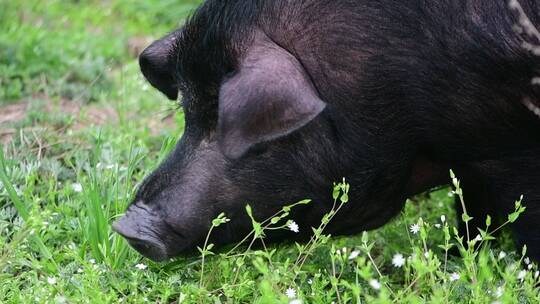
left=1, top=1, right=540, bottom=303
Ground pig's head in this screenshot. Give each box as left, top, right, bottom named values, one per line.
left=113, top=9, right=408, bottom=261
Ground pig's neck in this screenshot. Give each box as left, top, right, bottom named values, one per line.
left=405, top=4, right=540, bottom=165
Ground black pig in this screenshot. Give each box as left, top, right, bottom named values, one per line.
left=113, top=0, right=540, bottom=262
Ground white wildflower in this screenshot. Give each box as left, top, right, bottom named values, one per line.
left=440, top=215, right=446, bottom=223
left=369, top=279, right=381, bottom=290
left=285, top=288, right=296, bottom=299
left=495, top=286, right=504, bottom=298
left=135, top=263, right=147, bottom=270
left=77, top=268, right=83, bottom=273
left=287, top=221, right=299, bottom=233
left=289, top=300, right=302, bottom=304
left=424, top=251, right=430, bottom=258
left=518, top=270, right=527, bottom=281
left=524, top=257, right=531, bottom=265
left=535, top=271, right=539, bottom=279
left=410, top=223, right=420, bottom=234
left=498, top=251, right=507, bottom=260
left=528, top=264, right=533, bottom=270
left=474, top=234, right=482, bottom=242
left=392, top=254, right=405, bottom=268
left=434, top=224, right=441, bottom=229
left=450, top=272, right=460, bottom=281
left=47, top=277, right=57, bottom=285
left=307, top=279, right=313, bottom=285
left=89, top=259, right=96, bottom=264
left=72, top=183, right=83, bottom=193
left=348, top=250, right=360, bottom=260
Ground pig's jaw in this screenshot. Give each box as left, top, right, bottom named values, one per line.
left=112, top=202, right=186, bottom=261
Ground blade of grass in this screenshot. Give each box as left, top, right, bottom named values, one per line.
left=0, top=145, right=56, bottom=269
left=0, top=146, right=29, bottom=220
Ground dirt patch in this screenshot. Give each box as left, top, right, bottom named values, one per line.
left=127, top=36, right=154, bottom=58
left=0, top=128, right=17, bottom=145
left=41, top=98, right=119, bottom=130
left=0, top=98, right=119, bottom=144
left=72, top=105, right=119, bottom=131
left=44, top=98, right=81, bottom=116
left=0, top=96, right=176, bottom=145
left=0, top=103, right=28, bottom=144
left=0, top=103, right=28, bottom=125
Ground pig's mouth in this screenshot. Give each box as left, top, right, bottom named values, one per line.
left=112, top=218, right=171, bottom=261
left=112, top=203, right=188, bottom=261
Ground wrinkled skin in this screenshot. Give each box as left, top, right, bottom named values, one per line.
left=113, top=0, right=540, bottom=262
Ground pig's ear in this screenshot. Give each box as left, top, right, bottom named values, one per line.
left=217, top=42, right=326, bottom=159
left=139, top=33, right=179, bottom=100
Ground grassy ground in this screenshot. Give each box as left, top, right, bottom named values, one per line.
left=1, top=1, right=539, bottom=303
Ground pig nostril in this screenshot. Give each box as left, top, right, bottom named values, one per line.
left=112, top=219, right=134, bottom=239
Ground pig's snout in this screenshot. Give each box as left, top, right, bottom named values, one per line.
left=112, top=202, right=171, bottom=261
